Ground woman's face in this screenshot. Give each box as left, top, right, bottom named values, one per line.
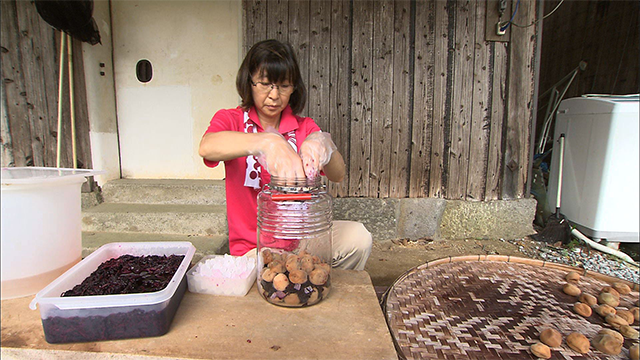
left=250, top=72, right=293, bottom=125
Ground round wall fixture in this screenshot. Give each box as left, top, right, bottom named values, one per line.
left=136, top=59, right=153, bottom=83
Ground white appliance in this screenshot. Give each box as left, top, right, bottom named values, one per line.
left=547, top=94, right=639, bottom=243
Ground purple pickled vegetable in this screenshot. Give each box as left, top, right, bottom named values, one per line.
left=61, top=254, right=184, bottom=297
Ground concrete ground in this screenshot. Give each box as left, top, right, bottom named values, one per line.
left=364, top=237, right=535, bottom=289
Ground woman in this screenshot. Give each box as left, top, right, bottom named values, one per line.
left=199, top=39, right=371, bottom=270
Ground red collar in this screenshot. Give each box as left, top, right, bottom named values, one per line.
left=247, top=105, right=299, bottom=134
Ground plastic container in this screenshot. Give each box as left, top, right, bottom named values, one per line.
left=256, top=176, right=332, bottom=307
left=1, top=167, right=103, bottom=300
left=187, top=255, right=257, bottom=296
left=29, top=241, right=196, bottom=343
left=547, top=95, right=639, bottom=242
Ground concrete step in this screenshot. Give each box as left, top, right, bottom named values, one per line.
left=82, top=231, right=229, bottom=261
left=100, top=179, right=226, bottom=206
left=82, top=203, right=228, bottom=236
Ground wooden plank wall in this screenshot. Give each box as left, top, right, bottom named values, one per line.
left=538, top=0, right=639, bottom=99
left=1, top=0, right=92, bottom=170
left=243, top=0, right=539, bottom=200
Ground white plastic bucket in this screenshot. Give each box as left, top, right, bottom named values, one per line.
left=1, top=167, right=103, bottom=299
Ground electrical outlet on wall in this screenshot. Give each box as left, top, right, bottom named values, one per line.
left=496, top=21, right=507, bottom=36
left=486, top=0, right=511, bottom=42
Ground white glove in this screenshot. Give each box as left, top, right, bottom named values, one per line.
left=299, top=132, right=337, bottom=178
left=254, top=131, right=305, bottom=180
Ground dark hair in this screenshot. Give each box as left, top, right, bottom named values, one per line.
left=236, top=39, right=307, bottom=115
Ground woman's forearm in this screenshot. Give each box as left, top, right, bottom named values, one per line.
left=322, top=150, right=346, bottom=183
left=199, top=131, right=306, bottom=179
left=198, top=131, right=260, bottom=162
left=200, top=130, right=342, bottom=181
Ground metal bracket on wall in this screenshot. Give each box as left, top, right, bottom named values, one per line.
left=486, top=0, right=512, bottom=42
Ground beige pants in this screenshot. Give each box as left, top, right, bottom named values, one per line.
left=331, top=220, right=372, bottom=270
left=243, top=220, right=372, bottom=271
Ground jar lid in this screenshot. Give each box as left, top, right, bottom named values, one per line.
left=271, top=184, right=318, bottom=193
left=269, top=176, right=322, bottom=193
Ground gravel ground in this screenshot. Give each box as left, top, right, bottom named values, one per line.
left=508, top=238, right=640, bottom=285
left=366, top=236, right=639, bottom=288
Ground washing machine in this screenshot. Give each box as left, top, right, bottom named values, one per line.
left=546, top=94, right=639, bottom=243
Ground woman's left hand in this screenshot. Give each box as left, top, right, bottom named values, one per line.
left=299, top=132, right=337, bottom=178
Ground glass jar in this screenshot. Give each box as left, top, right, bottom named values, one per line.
left=256, top=176, right=332, bottom=307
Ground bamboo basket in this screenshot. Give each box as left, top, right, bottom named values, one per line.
left=382, top=255, right=639, bottom=360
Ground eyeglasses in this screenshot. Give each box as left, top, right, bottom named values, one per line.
left=250, top=80, right=295, bottom=95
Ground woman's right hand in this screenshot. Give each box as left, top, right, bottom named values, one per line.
left=254, top=132, right=306, bottom=180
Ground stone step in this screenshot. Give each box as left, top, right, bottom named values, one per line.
left=100, top=179, right=226, bottom=206
left=82, top=203, right=228, bottom=236
left=82, top=231, right=229, bottom=261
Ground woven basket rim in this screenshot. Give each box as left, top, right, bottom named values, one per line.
left=381, top=255, right=639, bottom=360
left=386, top=255, right=639, bottom=296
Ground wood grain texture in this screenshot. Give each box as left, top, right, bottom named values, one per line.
left=408, top=0, right=435, bottom=198
left=349, top=0, right=374, bottom=197
left=486, top=42, right=507, bottom=200
left=248, top=0, right=538, bottom=200
left=327, top=0, right=351, bottom=197
left=466, top=0, right=490, bottom=201
left=389, top=0, right=412, bottom=198
left=1, top=80, right=14, bottom=166
left=288, top=0, right=310, bottom=113
left=36, top=7, right=60, bottom=168
left=1, top=0, right=91, bottom=171
left=243, top=0, right=266, bottom=55
left=370, top=0, right=394, bottom=197
left=266, top=0, right=288, bottom=42
left=447, top=0, right=475, bottom=200
left=428, top=0, right=451, bottom=198
left=308, top=0, right=331, bottom=131
left=16, top=1, right=48, bottom=167
left=2, top=0, right=32, bottom=167
left=502, top=0, right=536, bottom=199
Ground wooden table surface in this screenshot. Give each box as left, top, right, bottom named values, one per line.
left=1, top=269, right=397, bottom=360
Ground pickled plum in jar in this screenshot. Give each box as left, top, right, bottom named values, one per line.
left=258, top=248, right=330, bottom=306
left=256, top=177, right=332, bottom=307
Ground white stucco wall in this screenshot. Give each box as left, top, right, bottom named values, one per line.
left=83, top=0, right=242, bottom=183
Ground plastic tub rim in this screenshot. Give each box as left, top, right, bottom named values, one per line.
left=1, top=167, right=104, bottom=187
left=29, top=241, right=196, bottom=311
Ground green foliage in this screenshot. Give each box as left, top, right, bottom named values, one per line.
left=565, top=238, right=581, bottom=251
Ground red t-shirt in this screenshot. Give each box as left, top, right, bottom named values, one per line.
left=203, top=105, right=321, bottom=256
